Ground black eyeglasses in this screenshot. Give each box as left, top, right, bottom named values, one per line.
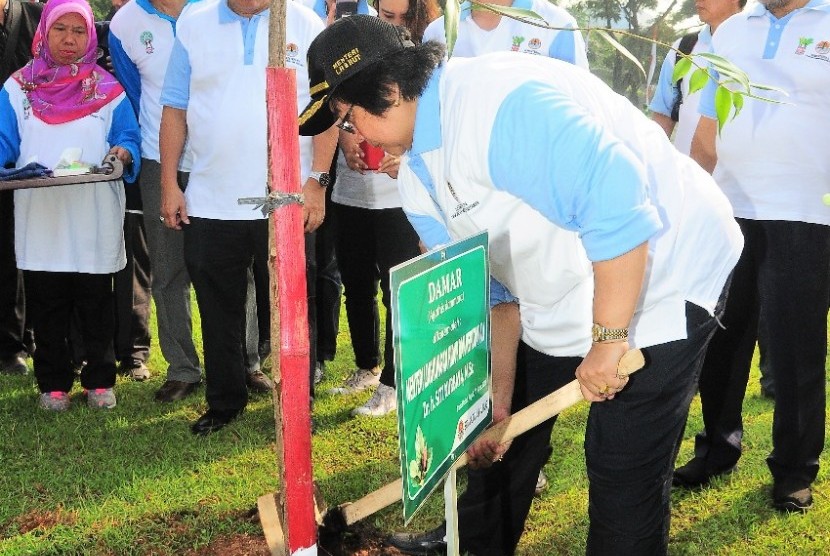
left=335, top=104, right=356, bottom=134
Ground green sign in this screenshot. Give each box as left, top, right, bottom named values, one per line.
left=391, top=232, right=491, bottom=523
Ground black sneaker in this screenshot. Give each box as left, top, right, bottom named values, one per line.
left=673, top=456, right=736, bottom=489
left=772, top=480, right=813, bottom=513
left=388, top=524, right=447, bottom=555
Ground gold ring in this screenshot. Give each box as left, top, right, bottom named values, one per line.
left=598, top=385, right=609, bottom=395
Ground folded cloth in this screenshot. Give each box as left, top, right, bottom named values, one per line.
left=0, top=163, right=50, bottom=181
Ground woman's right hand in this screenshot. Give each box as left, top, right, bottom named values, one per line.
left=160, top=183, right=189, bottom=230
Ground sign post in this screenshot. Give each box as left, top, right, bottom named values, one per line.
left=391, top=231, right=491, bottom=523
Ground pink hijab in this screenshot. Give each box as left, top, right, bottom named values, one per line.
left=12, top=0, right=124, bottom=124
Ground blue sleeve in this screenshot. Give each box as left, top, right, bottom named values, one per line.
left=489, top=278, right=517, bottom=307
left=404, top=210, right=451, bottom=250
left=648, top=49, right=676, bottom=116
left=108, top=31, right=142, bottom=116
left=160, top=38, right=190, bottom=110
left=0, top=88, right=21, bottom=166
left=488, top=81, right=662, bottom=262
left=697, top=67, right=719, bottom=118
left=548, top=26, right=586, bottom=68
left=108, top=97, right=142, bottom=183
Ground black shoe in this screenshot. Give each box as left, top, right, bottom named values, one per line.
left=191, top=408, right=243, bottom=436
left=673, top=456, right=736, bottom=489
left=0, top=354, right=28, bottom=375
left=155, top=379, right=200, bottom=402
left=246, top=370, right=273, bottom=392
left=388, top=524, right=447, bottom=555
left=772, top=480, right=813, bottom=513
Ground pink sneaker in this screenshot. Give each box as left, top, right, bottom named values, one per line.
left=86, top=388, right=117, bottom=409
left=39, top=391, right=70, bottom=411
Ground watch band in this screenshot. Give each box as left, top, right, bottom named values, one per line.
left=591, top=323, right=629, bottom=343
left=309, top=171, right=330, bottom=187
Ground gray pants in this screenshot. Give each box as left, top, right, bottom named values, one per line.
left=140, top=159, right=201, bottom=383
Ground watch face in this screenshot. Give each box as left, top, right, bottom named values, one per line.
left=318, top=173, right=331, bottom=187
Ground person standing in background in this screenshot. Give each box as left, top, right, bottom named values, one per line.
left=0, top=0, right=43, bottom=376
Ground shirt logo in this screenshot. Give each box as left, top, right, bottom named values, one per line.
left=527, top=38, right=542, bottom=50
left=140, top=31, right=155, bottom=54
left=815, top=40, right=830, bottom=55
left=795, top=37, right=813, bottom=55
left=286, top=43, right=301, bottom=65
left=511, top=35, right=525, bottom=52
left=447, top=181, right=479, bottom=219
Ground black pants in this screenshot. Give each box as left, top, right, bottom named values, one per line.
left=315, top=185, right=341, bottom=364
left=459, top=299, right=722, bottom=556
left=25, top=271, right=117, bottom=393
left=693, top=219, right=830, bottom=488
left=113, top=211, right=152, bottom=365
left=333, top=203, right=421, bottom=386
left=0, top=190, right=30, bottom=359
left=184, top=218, right=270, bottom=412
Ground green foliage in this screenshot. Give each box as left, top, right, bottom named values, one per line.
left=1, top=299, right=829, bottom=554
left=88, top=0, right=112, bottom=20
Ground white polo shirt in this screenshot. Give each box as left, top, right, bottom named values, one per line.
left=422, top=0, right=588, bottom=69
left=110, top=0, right=195, bottom=168
left=700, top=0, right=830, bottom=225
left=648, top=26, right=711, bottom=155
left=398, top=53, right=742, bottom=356
left=160, top=0, right=323, bottom=220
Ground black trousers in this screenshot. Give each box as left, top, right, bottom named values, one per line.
left=25, top=271, right=117, bottom=393
left=184, top=218, right=270, bottom=412
left=459, top=299, right=722, bottom=556
left=113, top=211, right=152, bottom=364
left=0, top=190, right=30, bottom=359
left=694, top=219, right=830, bottom=488
left=315, top=185, right=341, bottom=364
left=333, top=203, right=421, bottom=386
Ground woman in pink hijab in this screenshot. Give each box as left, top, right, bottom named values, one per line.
left=0, top=0, right=140, bottom=411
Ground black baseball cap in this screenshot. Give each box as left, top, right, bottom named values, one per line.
left=299, top=15, right=414, bottom=136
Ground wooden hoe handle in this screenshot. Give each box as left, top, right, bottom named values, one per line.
left=337, top=348, right=646, bottom=526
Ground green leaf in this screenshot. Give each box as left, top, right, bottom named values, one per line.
left=688, top=67, right=709, bottom=95
left=595, top=29, right=646, bottom=78
left=672, top=56, right=692, bottom=84
left=731, top=92, right=744, bottom=120
left=714, top=85, right=733, bottom=134
left=443, top=0, right=460, bottom=58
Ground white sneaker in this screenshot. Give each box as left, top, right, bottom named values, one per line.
left=351, top=383, right=397, bottom=417
left=39, top=391, right=70, bottom=411
left=327, top=367, right=380, bottom=395
left=535, top=470, right=548, bottom=496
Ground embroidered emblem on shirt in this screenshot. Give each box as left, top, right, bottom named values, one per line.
left=286, top=43, right=301, bottom=65
left=527, top=38, right=541, bottom=50
left=815, top=40, right=830, bottom=55
left=22, top=97, right=31, bottom=120
left=511, top=35, right=525, bottom=52
left=795, top=37, right=813, bottom=55
left=447, top=181, right=480, bottom=218
left=141, top=31, right=155, bottom=54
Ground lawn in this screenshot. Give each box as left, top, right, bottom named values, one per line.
left=0, top=296, right=828, bottom=555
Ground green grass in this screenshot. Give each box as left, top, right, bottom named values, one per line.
left=1, top=298, right=828, bottom=555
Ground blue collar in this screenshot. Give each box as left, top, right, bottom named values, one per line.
left=410, top=63, right=445, bottom=156
left=460, top=0, right=531, bottom=20
left=218, top=0, right=269, bottom=23
left=136, top=0, right=198, bottom=21
left=748, top=0, right=830, bottom=17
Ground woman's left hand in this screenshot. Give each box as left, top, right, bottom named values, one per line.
left=109, top=146, right=133, bottom=166
left=302, top=178, right=326, bottom=233
left=576, top=341, right=631, bottom=402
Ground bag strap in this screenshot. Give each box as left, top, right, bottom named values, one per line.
left=670, top=31, right=700, bottom=122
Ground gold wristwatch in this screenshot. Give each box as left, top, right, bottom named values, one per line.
left=591, top=323, right=629, bottom=343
